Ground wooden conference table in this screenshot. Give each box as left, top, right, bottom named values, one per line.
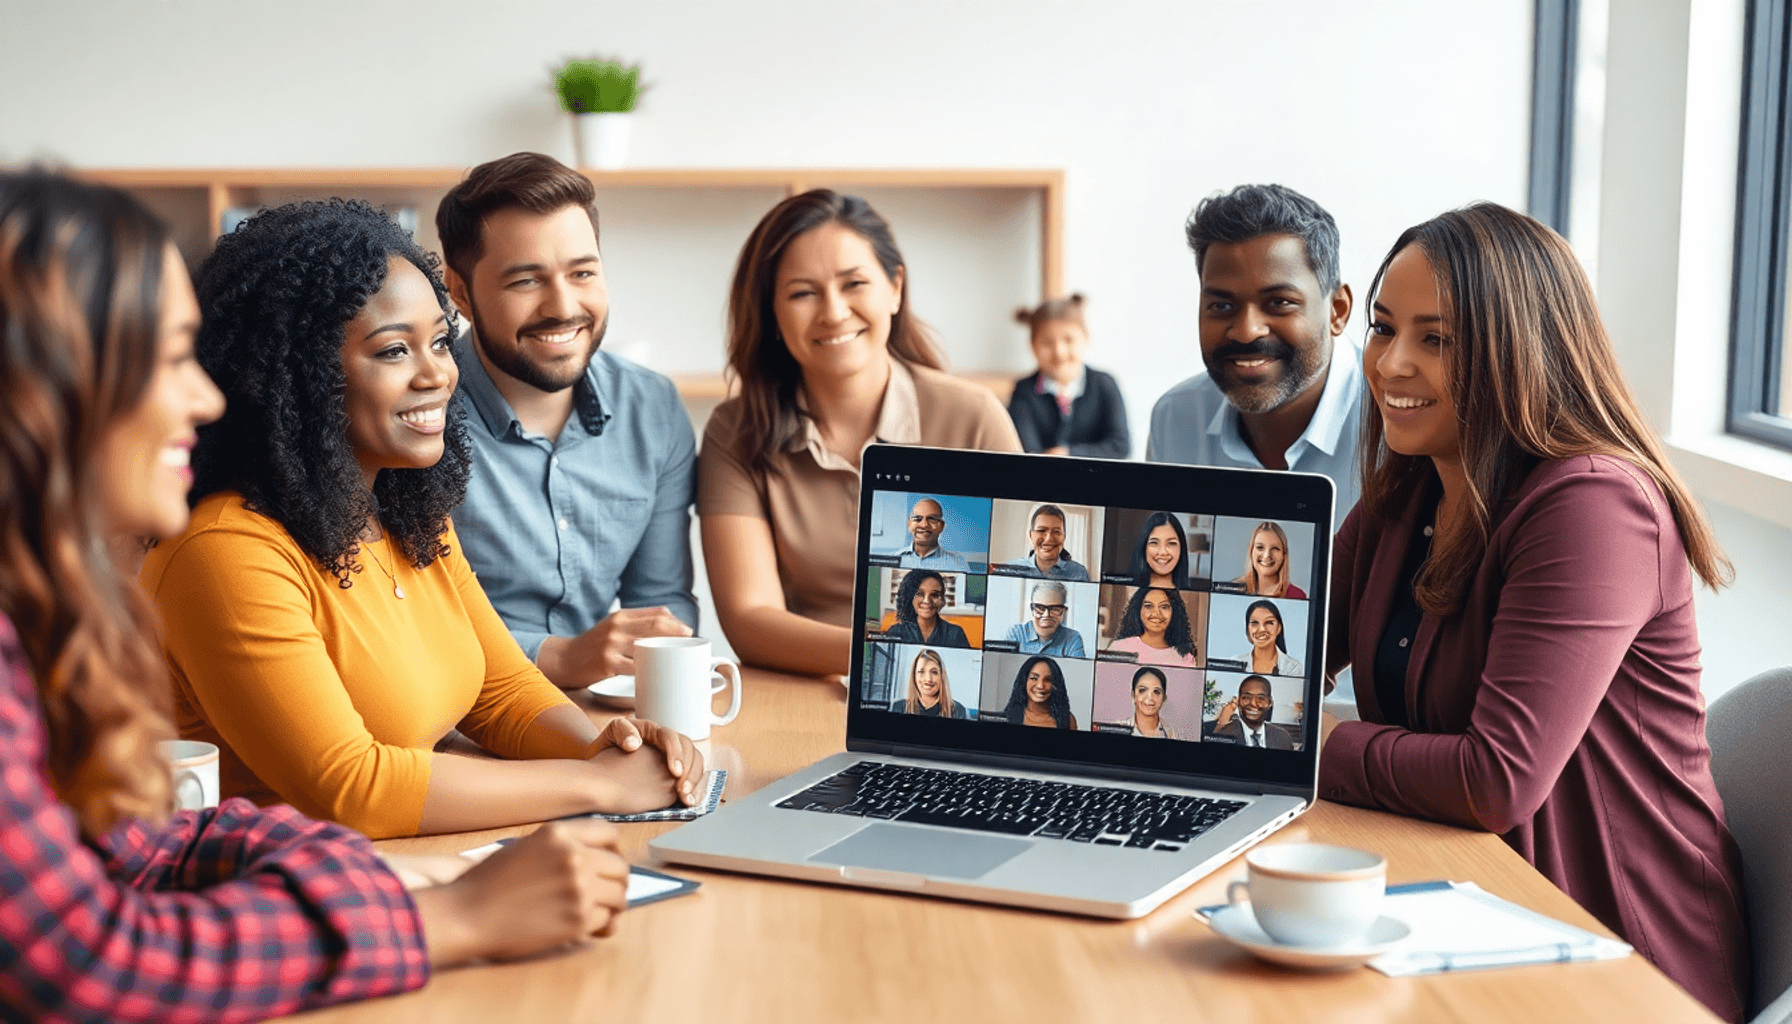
left=293, top=668, right=1719, bottom=1024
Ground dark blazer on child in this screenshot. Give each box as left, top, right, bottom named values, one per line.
left=1006, top=369, right=1130, bottom=459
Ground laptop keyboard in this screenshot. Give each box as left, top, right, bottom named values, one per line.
left=776, top=761, right=1247, bottom=853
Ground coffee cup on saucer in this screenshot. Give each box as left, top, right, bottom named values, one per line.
left=1226, top=842, right=1386, bottom=948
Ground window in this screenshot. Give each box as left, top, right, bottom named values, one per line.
left=1732, top=0, right=1792, bottom=449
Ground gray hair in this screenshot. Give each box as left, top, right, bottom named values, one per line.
left=1029, top=580, right=1069, bottom=604
left=1185, top=184, right=1341, bottom=296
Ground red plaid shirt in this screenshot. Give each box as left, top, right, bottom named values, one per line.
left=0, top=614, right=430, bottom=1022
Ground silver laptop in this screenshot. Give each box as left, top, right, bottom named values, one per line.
left=653, top=444, right=1334, bottom=918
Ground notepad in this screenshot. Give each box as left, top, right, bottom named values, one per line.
left=582, top=768, right=726, bottom=823
left=1197, top=879, right=1633, bottom=976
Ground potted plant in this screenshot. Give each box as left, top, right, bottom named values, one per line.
left=552, top=57, right=647, bottom=169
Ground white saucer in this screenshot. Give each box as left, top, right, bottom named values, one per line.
left=586, top=674, right=728, bottom=709
left=1207, top=905, right=1411, bottom=971
left=586, top=675, right=637, bottom=708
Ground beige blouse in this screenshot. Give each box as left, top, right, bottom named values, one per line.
left=699, top=359, right=1022, bottom=627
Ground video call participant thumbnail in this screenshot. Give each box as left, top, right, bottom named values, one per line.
left=1091, top=665, right=1205, bottom=739
left=1102, top=586, right=1204, bottom=667
left=880, top=569, right=973, bottom=648
left=1204, top=675, right=1296, bottom=750
left=889, top=648, right=968, bottom=719
left=1004, top=656, right=1079, bottom=730
left=999, top=580, right=1086, bottom=657
left=1206, top=594, right=1306, bottom=678
left=993, top=502, right=1093, bottom=581
left=1232, top=520, right=1305, bottom=598
left=888, top=496, right=969, bottom=570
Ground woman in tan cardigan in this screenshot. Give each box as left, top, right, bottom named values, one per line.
left=700, top=190, right=1021, bottom=677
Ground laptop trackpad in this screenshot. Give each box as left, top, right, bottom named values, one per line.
left=809, top=822, right=1032, bottom=879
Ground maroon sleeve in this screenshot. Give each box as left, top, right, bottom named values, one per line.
left=1319, top=463, right=1663, bottom=833
left=0, top=616, right=430, bottom=1023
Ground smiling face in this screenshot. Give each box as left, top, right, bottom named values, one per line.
left=1132, top=673, right=1166, bottom=717
left=1366, top=245, right=1461, bottom=464
left=1139, top=589, right=1174, bottom=640
left=773, top=221, right=903, bottom=386
left=95, top=246, right=227, bottom=539
left=1250, top=529, right=1286, bottom=582
left=1029, top=584, right=1067, bottom=640
left=1029, top=511, right=1066, bottom=563
left=341, top=257, right=457, bottom=488
left=907, top=498, right=944, bottom=552
left=913, top=655, right=943, bottom=705
left=454, top=204, right=607, bottom=394
left=1031, top=319, right=1089, bottom=386
left=1198, top=234, right=1344, bottom=414
left=911, top=575, right=945, bottom=624
left=1025, top=662, right=1057, bottom=706
left=1144, top=523, right=1181, bottom=581
left=1247, top=607, right=1283, bottom=651
left=1237, top=677, right=1273, bottom=727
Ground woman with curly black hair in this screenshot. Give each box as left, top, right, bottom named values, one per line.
left=1003, top=656, right=1077, bottom=729
left=140, top=200, right=703, bottom=840
left=1107, top=586, right=1199, bottom=667
left=882, top=569, right=971, bottom=648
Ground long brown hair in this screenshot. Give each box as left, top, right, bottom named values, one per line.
left=724, top=189, right=942, bottom=473
left=1361, top=202, right=1730, bottom=615
left=904, top=648, right=953, bottom=715
left=0, top=170, right=176, bottom=835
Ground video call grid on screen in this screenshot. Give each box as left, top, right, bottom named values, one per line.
left=851, top=446, right=1334, bottom=791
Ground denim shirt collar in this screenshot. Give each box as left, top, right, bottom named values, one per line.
left=455, top=333, right=611, bottom=444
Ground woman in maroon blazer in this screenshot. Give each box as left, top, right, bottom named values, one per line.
left=1321, top=203, right=1748, bottom=1021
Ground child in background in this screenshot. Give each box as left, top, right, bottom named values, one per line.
left=1007, top=294, right=1130, bottom=458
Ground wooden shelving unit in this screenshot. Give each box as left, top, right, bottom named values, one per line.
left=83, top=166, right=1065, bottom=299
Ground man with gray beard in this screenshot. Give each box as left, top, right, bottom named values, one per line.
left=1146, top=184, right=1365, bottom=519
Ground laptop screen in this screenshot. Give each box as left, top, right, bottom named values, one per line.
left=848, top=444, right=1334, bottom=793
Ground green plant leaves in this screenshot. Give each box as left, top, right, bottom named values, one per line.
left=552, top=57, right=645, bottom=114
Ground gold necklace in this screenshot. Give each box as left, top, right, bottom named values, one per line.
left=362, top=536, right=406, bottom=599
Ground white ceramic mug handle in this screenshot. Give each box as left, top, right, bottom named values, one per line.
left=173, top=768, right=205, bottom=811
left=710, top=658, right=742, bottom=726
left=1226, top=879, right=1251, bottom=909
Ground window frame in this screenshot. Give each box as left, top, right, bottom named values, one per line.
left=1529, top=0, right=1580, bottom=233
left=1731, top=0, right=1792, bottom=450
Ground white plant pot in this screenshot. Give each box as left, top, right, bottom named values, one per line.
left=574, top=112, right=633, bottom=170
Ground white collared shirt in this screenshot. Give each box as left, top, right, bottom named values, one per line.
left=1144, top=336, right=1366, bottom=523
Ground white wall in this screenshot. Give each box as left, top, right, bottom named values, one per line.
left=0, top=0, right=1533, bottom=449
left=1593, top=0, right=1792, bottom=702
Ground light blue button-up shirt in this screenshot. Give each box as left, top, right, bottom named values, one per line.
left=996, top=555, right=1091, bottom=581
left=450, top=340, right=698, bottom=661
left=1004, top=622, right=1086, bottom=657
left=1144, top=337, right=1367, bottom=524
left=887, top=545, right=971, bottom=571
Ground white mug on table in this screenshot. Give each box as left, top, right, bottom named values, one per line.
left=1226, top=842, right=1386, bottom=947
left=159, top=739, right=220, bottom=811
left=633, top=637, right=742, bottom=740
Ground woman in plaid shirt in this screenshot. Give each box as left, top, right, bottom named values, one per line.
left=0, top=170, right=635, bottom=1023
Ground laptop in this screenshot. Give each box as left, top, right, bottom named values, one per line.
left=652, top=444, right=1334, bottom=918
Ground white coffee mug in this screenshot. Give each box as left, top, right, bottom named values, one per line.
left=1226, top=842, right=1385, bottom=947
left=159, top=740, right=220, bottom=811
left=633, top=637, right=742, bottom=740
